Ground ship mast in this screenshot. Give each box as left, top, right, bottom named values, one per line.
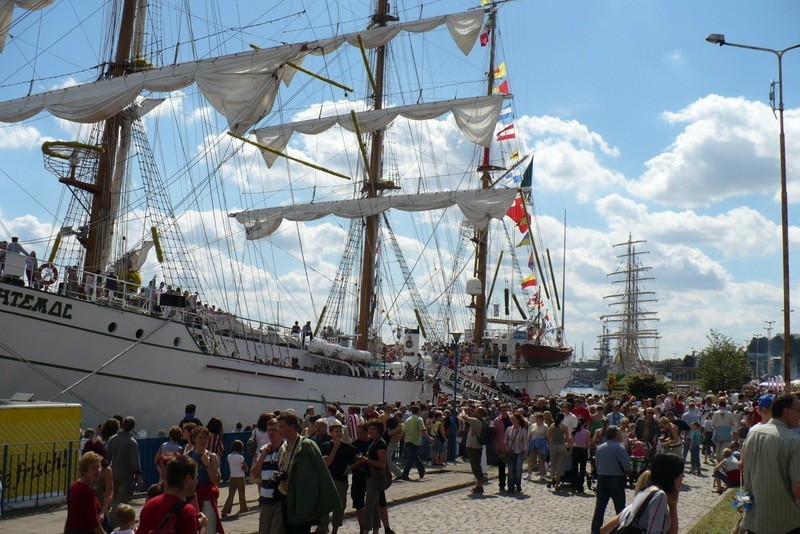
left=62, top=0, right=142, bottom=272
left=471, top=7, right=498, bottom=346
left=356, top=0, right=396, bottom=350
left=600, top=236, right=660, bottom=371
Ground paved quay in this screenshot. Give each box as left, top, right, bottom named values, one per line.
left=1, top=463, right=725, bottom=533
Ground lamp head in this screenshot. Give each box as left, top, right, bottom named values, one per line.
left=706, top=33, right=726, bottom=46
left=450, top=331, right=462, bottom=344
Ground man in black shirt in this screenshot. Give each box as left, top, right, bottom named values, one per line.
left=179, top=404, right=202, bottom=428
left=319, top=422, right=356, bottom=534
left=349, top=422, right=372, bottom=532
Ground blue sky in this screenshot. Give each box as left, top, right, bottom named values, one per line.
left=1, top=0, right=799, bottom=365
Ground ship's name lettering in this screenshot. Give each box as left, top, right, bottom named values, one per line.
left=443, top=370, right=495, bottom=398
left=0, top=289, right=73, bottom=319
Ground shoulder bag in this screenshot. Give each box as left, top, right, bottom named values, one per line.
left=614, top=490, right=657, bottom=534
left=370, top=465, right=392, bottom=491
left=246, top=429, right=257, bottom=457
left=368, top=439, right=392, bottom=491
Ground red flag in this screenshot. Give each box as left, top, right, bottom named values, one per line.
left=496, top=123, right=515, bottom=141
left=505, top=194, right=529, bottom=233
left=492, top=79, right=510, bottom=94
left=480, top=29, right=490, bottom=46
left=521, top=274, right=537, bottom=288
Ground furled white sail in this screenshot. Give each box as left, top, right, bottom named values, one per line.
left=0, top=0, right=55, bottom=53
left=253, top=94, right=511, bottom=167
left=0, top=10, right=483, bottom=134
left=232, top=188, right=525, bottom=241
left=111, top=240, right=154, bottom=274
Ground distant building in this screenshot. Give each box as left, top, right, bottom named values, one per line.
left=670, top=366, right=700, bottom=386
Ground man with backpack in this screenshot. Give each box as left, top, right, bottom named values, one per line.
left=460, top=406, right=493, bottom=494
left=136, top=454, right=207, bottom=533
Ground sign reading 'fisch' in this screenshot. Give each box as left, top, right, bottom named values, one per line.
left=0, top=288, right=73, bottom=319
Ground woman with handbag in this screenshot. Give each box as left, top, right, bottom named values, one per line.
left=546, top=412, right=571, bottom=491
left=188, top=426, right=224, bottom=533
left=571, top=418, right=591, bottom=493
left=503, top=413, right=528, bottom=493
left=348, top=420, right=396, bottom=534
left=600, top=453, right=684, bottom=534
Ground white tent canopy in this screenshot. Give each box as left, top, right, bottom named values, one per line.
left=252, top=94, right=510, bottom=167
left=231, top=188, right=524, bottom=241
left=0, top=9, right=484, bottom=134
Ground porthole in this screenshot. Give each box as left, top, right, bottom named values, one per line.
left=135, top=328, right=144, bottom=339
left=173, top=337, right=182, bottom=347
left=108, top=322, right=117, bottom=333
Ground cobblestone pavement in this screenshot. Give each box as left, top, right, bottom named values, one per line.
left=332, top=466, right=725, bottom=534
left=0, top=462, right=725, bottom=533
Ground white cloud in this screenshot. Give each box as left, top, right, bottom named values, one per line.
left=0, top=212, right=55, bottom=253
left=530, top=140, right=626, bottom=202
left=0, top=124, right=47, bottom=149
left=594, top=193, right=791, bottom=257
left=666, top=50, right=683, bottom=65
left=190, top=105, right=214, bottom=123
left=512, top=115, right=625, bottom=202
left=629, top=95, right=799, bottom=207
left=520, top=115, right=620, bottom=157
left=50, top=77, right=79, bottom=90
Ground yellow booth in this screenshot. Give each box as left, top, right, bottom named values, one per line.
left=0, top=395, right=82, bottom=510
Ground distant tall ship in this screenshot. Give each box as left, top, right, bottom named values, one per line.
left=597, top=236, right=660, bottom=391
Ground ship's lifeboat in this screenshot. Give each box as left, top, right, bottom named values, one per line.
left=519, top=343, right=572, bottom=367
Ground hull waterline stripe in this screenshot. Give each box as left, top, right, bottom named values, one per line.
left=204, top=364, right=304, bottom=381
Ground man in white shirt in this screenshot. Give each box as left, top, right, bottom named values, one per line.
left=711, top=399, right=735, bottom=461
left=324, top=405, right=340, bottom=427
left=561, top=402, right=579, bottom=433
left=607, top=404, right=624, bottom=427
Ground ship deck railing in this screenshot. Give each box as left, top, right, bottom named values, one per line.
left=2, top=262, right=424, bottom=380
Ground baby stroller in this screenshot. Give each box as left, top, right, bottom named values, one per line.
left=628, top=441, right=652, bottom=486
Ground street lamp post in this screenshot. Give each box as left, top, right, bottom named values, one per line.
left=707, top=34, right=800, bottom=389
left=765, top=320, right=775, bottom=379
left=382, top=345, right=387, bottom=403
left=448, top=331, right=462, bottom=464
left=753, top=333, right=761, bottom=382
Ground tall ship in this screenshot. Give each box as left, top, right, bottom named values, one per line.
left=598, top=236, right=660, bottom=391
left=0, top=0, right=569, bottom=432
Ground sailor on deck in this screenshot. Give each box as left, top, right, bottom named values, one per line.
left=7, top=236, right=27, bottom=255
left=301, top=321, right=313, bottom=346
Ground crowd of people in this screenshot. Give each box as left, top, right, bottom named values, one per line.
left=64, top=386, right=800, bottom=534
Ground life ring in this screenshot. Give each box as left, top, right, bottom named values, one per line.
left=405, top=340, right=413, bottom=349
left=39, top=263, right=58, bottom=285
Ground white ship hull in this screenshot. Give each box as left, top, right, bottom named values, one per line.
left=491, top=365, right=572, bottom=396
left=434, top=364, right=571, bottom=402
left=0, top=282, right=425, bottom=432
